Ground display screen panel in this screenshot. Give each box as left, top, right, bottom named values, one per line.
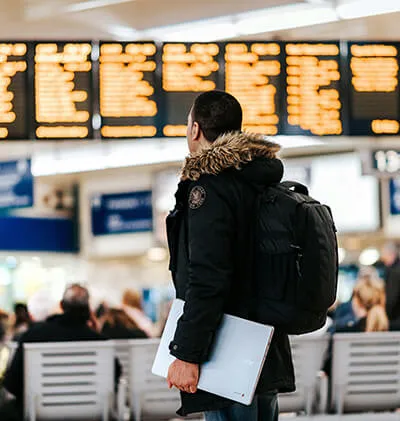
left=34, top=42, right=93, bottom=139
left=99, top=42, right=159, bottom=139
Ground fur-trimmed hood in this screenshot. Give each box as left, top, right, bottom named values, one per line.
left=181, top=131, right=283, bottom=183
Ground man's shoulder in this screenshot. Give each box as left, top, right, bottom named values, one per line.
left=192, top=171, right=242, bottom=198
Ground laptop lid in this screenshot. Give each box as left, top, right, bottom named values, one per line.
left=152, top=299, right=274, bottom=405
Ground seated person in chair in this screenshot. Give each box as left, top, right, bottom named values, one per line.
left=323, top=276, right=389, bottom=376
left=1, top=284, right=121, bottom=418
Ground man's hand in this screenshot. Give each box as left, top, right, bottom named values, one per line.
left=167, top=359, right=199, bottom=394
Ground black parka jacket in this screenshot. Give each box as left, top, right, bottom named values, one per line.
left=166, top=132, right=295, bottom=416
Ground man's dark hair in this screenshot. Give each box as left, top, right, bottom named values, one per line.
left=61, top=284, right=90, bottom=321
left=191, top=90, right=242, bottom=142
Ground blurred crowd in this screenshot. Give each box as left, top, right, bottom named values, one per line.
left=0, top=242, right=400, bottom=419
left=0, top=286, right=166, bottom=380
left=0, top=284, right=170, bottom=420
left=326, top=242, right=400, bottom=335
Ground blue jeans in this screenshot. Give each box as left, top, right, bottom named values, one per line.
left=204, top=393, right=279, bottom=421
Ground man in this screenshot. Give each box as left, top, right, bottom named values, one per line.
left=12, top=290, right=59, bottom=342
left=27, top=289, right=58, bottom=323
left=166, top=91, right=294, bottom=421
left=381, top=242, right=400, bottom=329
left=3, top=284, right=120, bottom=406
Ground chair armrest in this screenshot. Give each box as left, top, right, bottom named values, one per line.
left=117, top=378, right=128, bottom=421
left=317, top=371, right=328, bottom=414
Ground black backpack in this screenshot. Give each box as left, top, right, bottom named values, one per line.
left=250, top=181, right=338, bottom=335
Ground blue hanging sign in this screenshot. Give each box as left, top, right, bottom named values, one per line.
left=390, top=178, right=400, bottom=215
left=91, top=190, right=153, bottom=236
left=0, top=159, right=33, bottom=210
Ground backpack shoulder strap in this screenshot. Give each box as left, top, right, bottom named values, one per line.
left=280, top=181, right=309, bottom=196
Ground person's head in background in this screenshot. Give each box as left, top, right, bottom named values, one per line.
left=61, top=284, right=91, bottom=322
left=122, top=289, right=143, bottom=311
left=381, top=242, right=399, bottom=268
left=0, top=309, right=7, bottom=342
left=0, top=309, right=8, bottom=326
left=13, top=303, right=31, bottom=330
left=357, top=265, right=381, bottom=283
left=104, top=308, right=140, bottom=331
left=352, top=276, right=388, bottom=332
left=186, top=90, right=243, bottom=154
left=27, top=290, right=58, bottom=322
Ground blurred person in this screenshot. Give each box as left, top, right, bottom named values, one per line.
left=101, top=308, right=147, bottom=339
left=2, top=284, right=121, bottom=413
left=166, top=91, right=294, bottom=421
left=330, top=267, right=380, bottom=332
left=0, top=313, right=8, bottom=379
left=381, top=242, right=400, bottom=329
left=333, top=277, right=388, bottom=333
left=12, top=304, right=31, bottom=339
left=27, top=290, right=58, bottom=323
left=0, top=309, right=9, bottom=340
left=122, top=289, right=156, bottom=337
left=323, top=276, right=388, bottom=376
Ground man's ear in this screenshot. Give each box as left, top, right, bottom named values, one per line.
left=192, top=121, right=201, bottom=141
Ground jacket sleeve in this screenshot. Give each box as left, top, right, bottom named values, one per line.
left=169, top=177, right=235, bottom=363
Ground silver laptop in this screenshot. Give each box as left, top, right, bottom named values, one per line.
left=152, top=299, right=274, bottom=405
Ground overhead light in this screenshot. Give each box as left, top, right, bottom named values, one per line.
left=66, top=0, right=136, bottom=13
left=274, top=136, right=325, bottom=149
left=145, top=17, right=237, bottom=42
left=107, top=25, right=140, bottom=41
left=359, top=248, right=380, bottom=266
left=236, top=3, right=338, bottom=35
left=337, top=0, right=400, bottom=19
left=31, top=138, right=188, bottom=176
left=143, top=3, right=339, bottom=41
left=147, top=247, right=168, bottom=262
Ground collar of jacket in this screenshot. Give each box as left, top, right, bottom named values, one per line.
left=181, top=131, right=280, bottom=181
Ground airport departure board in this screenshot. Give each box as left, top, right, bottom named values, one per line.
left=161, top=43, right=221, bottom=137
left=99, top=42, right=159, bottom=138
left=1, top=40, right=400, bottom=140
left=348, top=42, right=400, bottom=136
left=34, top=42, right=93, bottom=139
left=282, top=42, right=343, bottom=136
left=0, top=43, right=28, bottom=140
left=225, top=42, right=281, bottom=136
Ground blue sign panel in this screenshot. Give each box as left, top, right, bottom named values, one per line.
left=91, top=190, right=153, bottom=236
left=390, top=178, right=400, bottom=215
left=0, top=159, right=33, bottom=210
left=0, top=216, right=77, bottom=252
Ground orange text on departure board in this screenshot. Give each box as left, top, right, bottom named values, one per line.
left=225, top=43, right=280, bottom=136
left=35, top=43, right=91, bottom=138
left=286, top=43, right=342, bottom=136
left=100, top=43, right=158, bottom=137
left=351, top=44, right=400, bottom=135
left=351, top=44, right=399, bottom=93
left=162, top=43, right=219, bottom=92
left=0, top=43, right=27, bottom=138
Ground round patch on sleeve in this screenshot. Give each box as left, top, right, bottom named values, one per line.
left=189, top=186, right=206, bottom=209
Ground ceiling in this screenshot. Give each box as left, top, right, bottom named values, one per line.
left=0, top=0, right=395, bottom=40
